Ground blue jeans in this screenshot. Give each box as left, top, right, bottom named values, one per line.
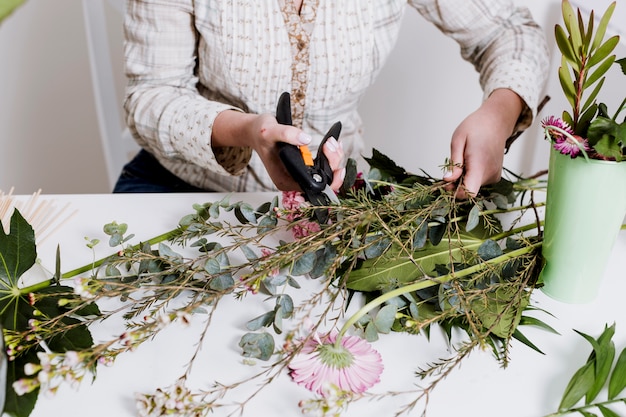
left=113, top=150, right=208, bottom=193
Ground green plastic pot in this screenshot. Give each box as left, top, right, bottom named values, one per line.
left=539, top=148, right=626, bottom=303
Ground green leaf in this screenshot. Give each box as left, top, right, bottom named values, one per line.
left=5, top=349, right=39, bottom=417
left=346, top=236, right=482, bottom=292
left=555, top=24, right=578, bottom=66
left=559, top=64, right=577, bottom=108
left=598, top=405, right=620, bottom=417
left=616, top=57, right=626, bottom=75
left=477, top=240, right=502, bottom=261
left=364, top=235, right=391, bottom=259
left=512, top=329, right=545, bottom=355
left=584, top=55, right=615, bottom=89
left=586, top=334, right=616, bottom=402
left=559, top=361, right=596, bottom=411
left=234, top=203, right=257, bottom=224
left=290, top=252, right=316, bottom=276
left=590, top=1, right=616, bottom=52
left=608, top=347, right=626, bottom=399
left=564, top=7, right=583, bottom=57
left=209, top=273, right=234, bottom=291
left=240, top=245, right=258, bottom=261
left=465, top=204, right=480, bottom=232
left=0, top=210, right=37, bottom=290
left=373, top=304, right=397, bottom=334
left=470, top=286, right=529, bottom=338
left=587, top=36, right=619, bottom=68
left=239, top=332, right=275, bottom=361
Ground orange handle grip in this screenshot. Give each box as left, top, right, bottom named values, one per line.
left=299, top=145, right=314, bottom=167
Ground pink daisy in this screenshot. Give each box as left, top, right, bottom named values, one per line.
left=541, top=116, right=591, bottom=158
left=541, top=116, right=574, bottom=141
left=288, top=332, right=383, bottom=397
left=553, top=134, right=592, bottom=158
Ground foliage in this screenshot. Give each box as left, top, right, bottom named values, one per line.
left=1, top=150, right=556, bottom=416
left=553, top=0, right=625, bottom=161
left=546, top=324, right=626, bottom=417
left=0, top=211, right=97, bottom=417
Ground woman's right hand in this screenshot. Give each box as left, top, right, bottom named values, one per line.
left=212, top=110, right=345, bottom=191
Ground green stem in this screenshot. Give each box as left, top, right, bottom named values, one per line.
left=18, top=229, right=180, bottom=296
left=335, top=242, right=542, bottom=345
left=61, top=229, right=180, bottom=279
left=544, top=397, right=626, bottom=417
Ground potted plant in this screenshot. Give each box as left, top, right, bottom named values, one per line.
left=540, top=0, right=626, bottom=303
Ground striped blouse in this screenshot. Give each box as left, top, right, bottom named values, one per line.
left=123, top=0, right=549, bottom=192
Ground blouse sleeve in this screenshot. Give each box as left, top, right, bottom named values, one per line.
left=123, top=0, right=252, bottom=175
left=408, top=0, right=550, bottom=132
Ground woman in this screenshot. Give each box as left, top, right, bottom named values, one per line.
left=116, top=0, right=549, bottom=198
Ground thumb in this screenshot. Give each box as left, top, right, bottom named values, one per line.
left=273, top=124, right=312, bottom=147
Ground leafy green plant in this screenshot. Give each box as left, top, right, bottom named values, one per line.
left=0, top=210, right=97, bottom=417
left=547, top=323, right=626, bottom=417
left=551, top=0, right=625, bottom=161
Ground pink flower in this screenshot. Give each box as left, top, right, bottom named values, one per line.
left=288, top=332, right=383, bottom=396
left=553, top=134, right=592, bottom=158
left=541, top=116, right=574, bottom=141
left=290, top=220, right=321, bottom=239
left=542, top=116, right=591, bottom=158
left=282, top=191, right=307, bottom=212
left=281, top=191, right=322, bottom=239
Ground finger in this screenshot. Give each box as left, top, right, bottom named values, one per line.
left=323, top=137, right=346, bottom=191
left=444, top=135, right=466, bottom=183
left=273, top=125, right=312, bottom=146
left=456, top=169, right=481, bottom=199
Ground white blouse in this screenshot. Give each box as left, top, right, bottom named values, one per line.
left=123, top=0, right=549, bottom=192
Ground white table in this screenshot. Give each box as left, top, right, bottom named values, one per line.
left=14, top=193, right=625, bottom=417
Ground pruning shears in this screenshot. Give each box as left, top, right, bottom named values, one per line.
left=275, top=92, right=341, bottom=223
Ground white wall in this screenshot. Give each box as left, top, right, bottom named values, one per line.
left=0, top=0, right=624, bottom=195
left=0, top=0, right=110, bottom=194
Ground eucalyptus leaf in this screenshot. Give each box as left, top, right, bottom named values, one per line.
left=364, top=235, right=391, bottom=259
left=364, top=321, right=379, bottom=342
left=209, top=273, right=234, bottom=291
left=276, top=294, right=294, bottom=318
left=373, top=304, right=397, bottom=334
left=290, top=252, right=316, bottom=276
left=240, top=245, right=258, bottom=261
left=412, top=218, right=428, bottom=249
left=234, top=203, right=257, bottom=224
left=245, top=311, right=275, bottom=331
left=273, top=306, right=283, bottom=334
left=239, top=332, right=275, bottom=361
left=465, top=204, right=481, bottom=232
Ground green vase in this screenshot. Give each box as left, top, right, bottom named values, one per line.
left=539, top=149, right=626, bottom=303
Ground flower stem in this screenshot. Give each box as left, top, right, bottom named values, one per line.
left=61, top=229, right=180, bottom=279
left=335, top=241, right=542, bottom=345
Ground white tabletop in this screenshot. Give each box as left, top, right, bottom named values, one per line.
left=14, top=193, right=625, bottom=417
